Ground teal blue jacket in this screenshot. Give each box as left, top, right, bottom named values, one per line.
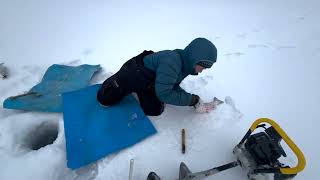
left=143, top=38, right=217, bottom=106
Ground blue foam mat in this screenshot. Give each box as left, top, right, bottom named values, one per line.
left=3, top=64, right=101, bottom=112
left=63, top=84, right=157, bottom=169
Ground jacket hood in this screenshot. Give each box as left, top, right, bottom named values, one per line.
left=177, top=38, right=217, bottom=75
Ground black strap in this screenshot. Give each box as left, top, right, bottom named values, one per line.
left=135, top=50, right=154, bottom=66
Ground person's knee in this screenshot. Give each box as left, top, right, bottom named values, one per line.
left=96, top=88, right=110, bottom=106
left=97, top=78, right=126, bottom=106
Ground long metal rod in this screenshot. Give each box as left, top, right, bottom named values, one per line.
left=187, top=161, right=239, bottom=180
left=129, top=159, right=134, bottom=180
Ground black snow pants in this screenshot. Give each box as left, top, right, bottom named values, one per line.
left=97, top=50, right=164, bottom=116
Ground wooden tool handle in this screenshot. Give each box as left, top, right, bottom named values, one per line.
left=182, top=129, right=186, bottom=154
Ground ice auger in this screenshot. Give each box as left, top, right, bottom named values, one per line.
left=147, top=118, right=306, bottom=180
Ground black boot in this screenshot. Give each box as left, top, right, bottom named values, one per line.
left=146, top=172, right=161, bottom=180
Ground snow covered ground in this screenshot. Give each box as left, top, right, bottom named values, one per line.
left=1, top=0, right=319, bottom=179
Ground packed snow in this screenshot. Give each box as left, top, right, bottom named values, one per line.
left=1, top=0, right=319, bottom=180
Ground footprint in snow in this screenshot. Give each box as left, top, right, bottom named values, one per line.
left=236, top=33, right=248, bottom=39
left=276, top=46, right=297, bottom=50
left=82, top=48, right=93, bottom=57
left=248, top=44, right=270, bottom=49
left=214, top=36, right=221, bottom=40
left=223, top=52, right=245, bottom=58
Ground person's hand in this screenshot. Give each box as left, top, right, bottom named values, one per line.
left=194, top=99, right=214, bottom=113
left=194, top=97, right=224, bottom=113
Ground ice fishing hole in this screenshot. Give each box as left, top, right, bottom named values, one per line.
left=25, top=122, right=59, bottom=150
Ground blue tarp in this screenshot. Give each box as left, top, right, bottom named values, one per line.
left=3, top=64, right=101, bottom=112
left=63, top=84, right=157, bottom=169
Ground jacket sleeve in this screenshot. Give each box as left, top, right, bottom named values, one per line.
left=154, top=57, right=193, bottom=106
left=173, top=84, right=186, bottom=92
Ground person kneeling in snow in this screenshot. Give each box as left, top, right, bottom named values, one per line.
left=97, top=37, right=218, bottom=116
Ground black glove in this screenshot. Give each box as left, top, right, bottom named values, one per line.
left=189, top=94, right=200, bottom=106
